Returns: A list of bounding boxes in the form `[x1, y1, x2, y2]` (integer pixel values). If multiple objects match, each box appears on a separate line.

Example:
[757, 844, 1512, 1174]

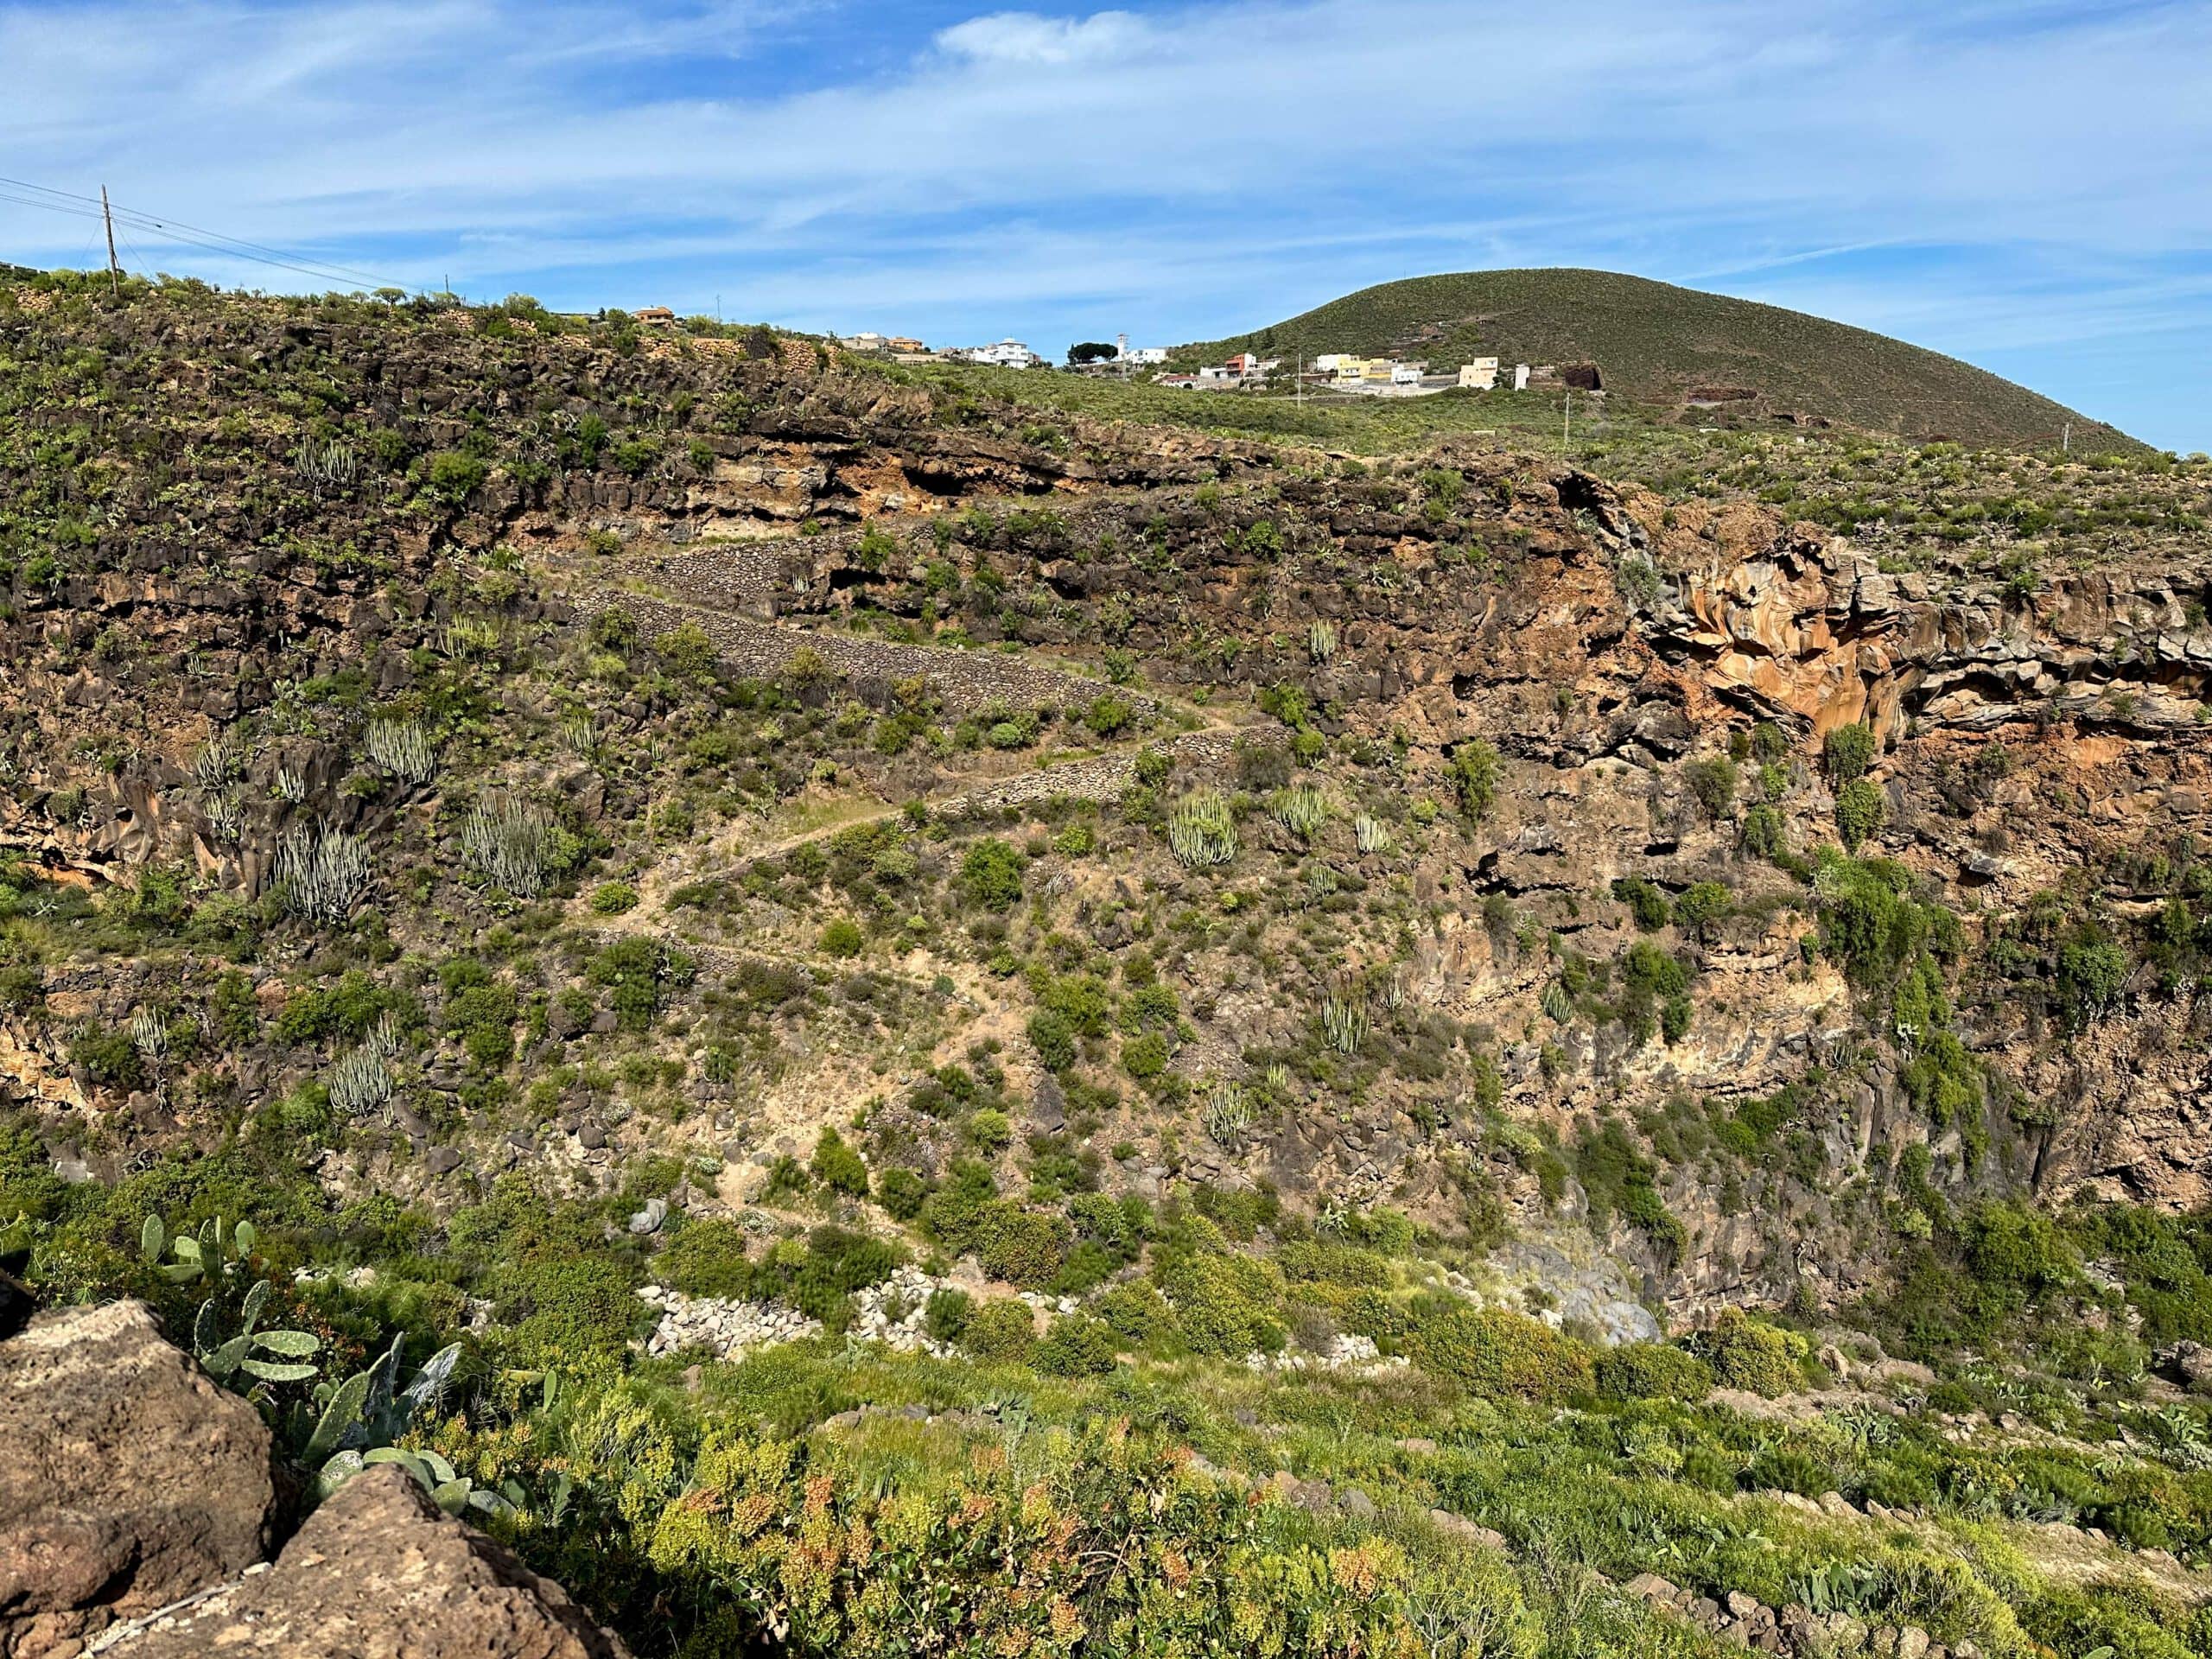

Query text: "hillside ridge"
[1184, 266, 2136, 451]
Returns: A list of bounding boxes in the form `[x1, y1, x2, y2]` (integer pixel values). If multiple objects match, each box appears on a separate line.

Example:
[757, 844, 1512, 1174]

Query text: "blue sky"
[3, 0, 2208, 449]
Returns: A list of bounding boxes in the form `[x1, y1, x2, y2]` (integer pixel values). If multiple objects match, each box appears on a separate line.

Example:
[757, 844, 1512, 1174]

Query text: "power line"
[1, 174, 405, 288]
[0, 174, 425, 294]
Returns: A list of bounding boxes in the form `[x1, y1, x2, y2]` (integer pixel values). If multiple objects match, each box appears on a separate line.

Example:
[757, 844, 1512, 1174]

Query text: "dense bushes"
[1682, 1308, 1807, 1395]
[1398, 1300, 1593, 1401]
[1595, 1341, 1714, 1402]
[643, 1423, 1541, 1658]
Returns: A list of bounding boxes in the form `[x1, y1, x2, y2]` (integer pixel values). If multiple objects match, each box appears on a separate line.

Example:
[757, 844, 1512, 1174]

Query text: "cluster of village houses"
[798, 325, 1581, 398]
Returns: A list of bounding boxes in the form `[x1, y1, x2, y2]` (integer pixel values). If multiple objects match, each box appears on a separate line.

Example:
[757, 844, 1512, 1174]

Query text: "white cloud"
[935, 9, 1147, 64]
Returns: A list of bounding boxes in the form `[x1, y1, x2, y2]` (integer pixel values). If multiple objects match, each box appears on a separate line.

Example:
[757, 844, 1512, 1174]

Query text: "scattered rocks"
[1244, 1332, 1411, 1375]
[636, 1285, 819, 1359]
[1618, 1571, 1951, 1658]
[850, 1266, 959, 1356]
[1, 1301, 274, 1658]
[626, 1198, 668, 1236]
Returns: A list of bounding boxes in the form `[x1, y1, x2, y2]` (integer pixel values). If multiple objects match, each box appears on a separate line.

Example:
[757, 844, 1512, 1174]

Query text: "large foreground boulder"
[99, 1465, 631, 1658]
[0, 1300, 275, 1659]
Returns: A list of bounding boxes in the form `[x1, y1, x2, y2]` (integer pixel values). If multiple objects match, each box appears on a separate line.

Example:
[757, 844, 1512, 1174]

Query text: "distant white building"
[1459, 357, 1500, 391]
[957, 339, 1044, 369]
[1122, 345, 1168, 365]
[1513, 363, 1531, 391]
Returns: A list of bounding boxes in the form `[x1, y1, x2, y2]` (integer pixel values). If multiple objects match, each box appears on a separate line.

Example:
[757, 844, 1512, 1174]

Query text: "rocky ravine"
[0, 1300, 626, 1659]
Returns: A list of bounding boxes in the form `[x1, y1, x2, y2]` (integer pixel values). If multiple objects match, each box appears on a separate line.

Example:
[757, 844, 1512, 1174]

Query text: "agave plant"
[1166, 791, 1237, 869]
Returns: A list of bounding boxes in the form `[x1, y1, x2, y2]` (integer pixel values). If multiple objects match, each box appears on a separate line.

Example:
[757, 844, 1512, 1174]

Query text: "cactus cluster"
[1271, 785, 1329, 842]
[1166, 791, 1238, 869]
[129, 1005, 170, 1072]
[191, 734, 242, 791]
[327, 1014, 402, 1117]
[364, 718, 436, 785]
[201, 791, 245, 843]
[292, 436, 360, 497]
[461, 795, 563, 898]
[141, 1216, 322, 1387]
[276, 822, 373, 925]
[1202, 1080, 1255, 1151]
[1306, 619, 1338, 664]
[1353, 814, 1391, 855]
[1320, 976, 1369, 1054]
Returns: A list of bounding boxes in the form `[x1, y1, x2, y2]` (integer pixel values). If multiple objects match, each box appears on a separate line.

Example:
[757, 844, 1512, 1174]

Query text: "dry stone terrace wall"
[958, 727, 1240, 812]
[590, 593, 1155, 720]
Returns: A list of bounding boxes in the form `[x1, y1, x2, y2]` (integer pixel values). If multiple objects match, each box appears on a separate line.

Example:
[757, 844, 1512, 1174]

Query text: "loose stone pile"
[1622, 1573, 1974, 1658]
[1244, 1333, 1412, 1374]
[849, 1265, 962, 1355]
[636, 1286, 820, 1359]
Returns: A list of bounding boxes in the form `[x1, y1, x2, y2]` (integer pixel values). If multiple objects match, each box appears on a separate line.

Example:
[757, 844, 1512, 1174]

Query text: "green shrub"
[978, 1206, 1071, 1288]
[426, 449, 488, 503]
[962, 1299, 1037, 1362]
[1594, 1341, 1714, 1402]
[1824, 721, 1876, 782]
[810, 1127, 869, 1197]
[1154, 1243, 1284, 1356]
[657, 1218, 755, 1298]
[1683, 1307, 1807, 1395]
[819, 917, 864, 958]
[1611, 876, 1671, 930]
[585, 881, 637, 915]
[875, 1166, 929, 1221]
[1401, 1300, 1593, 1401]
[960, 838, 1026, 910]
[1450, 739, 1500, 822]
[1033, 1312, 1120, 1376]
[1836, 778, 1885, 850]
[923, 1287, 974, 1344]
[1095, 1280, 1176, 1344]
[1683, 756, 1738, 818]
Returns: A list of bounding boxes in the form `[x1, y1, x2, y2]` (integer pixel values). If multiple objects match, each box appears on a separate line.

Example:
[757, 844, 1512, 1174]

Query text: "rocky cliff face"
[5, 283, 2212, 1326]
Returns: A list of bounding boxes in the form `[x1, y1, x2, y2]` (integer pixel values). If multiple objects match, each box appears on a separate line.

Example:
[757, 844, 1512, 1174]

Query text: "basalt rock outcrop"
[96, 1467, 630, 1659]
[0, 1302, 628, 1659]
[0, 1300, 275, 1659]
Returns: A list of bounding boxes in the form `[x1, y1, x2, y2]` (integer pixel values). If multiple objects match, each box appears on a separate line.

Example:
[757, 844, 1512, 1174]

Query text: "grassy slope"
[1182, 268, 2138, 452]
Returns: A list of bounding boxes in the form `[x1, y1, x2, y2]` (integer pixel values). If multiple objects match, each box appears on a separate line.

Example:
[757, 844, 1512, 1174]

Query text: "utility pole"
[100, 187, 120, 298]
[2063, 421, 2071, 455]
[1562, 389, 1572, 459]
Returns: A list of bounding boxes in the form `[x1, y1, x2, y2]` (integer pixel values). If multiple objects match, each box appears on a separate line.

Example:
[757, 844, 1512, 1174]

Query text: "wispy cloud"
[0, 0, 2206, 446]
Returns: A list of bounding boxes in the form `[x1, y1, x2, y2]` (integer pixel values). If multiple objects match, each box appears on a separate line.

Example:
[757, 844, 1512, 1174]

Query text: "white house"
[1122, 345, 1168, 365]
[958, 339, 1044, 369]
[1458, 357, 1500, 391]
[1513, 363, 1531, 391]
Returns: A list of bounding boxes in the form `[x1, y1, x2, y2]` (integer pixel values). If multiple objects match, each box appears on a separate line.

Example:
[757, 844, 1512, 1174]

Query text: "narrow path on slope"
[547, 534, 1253, 975]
